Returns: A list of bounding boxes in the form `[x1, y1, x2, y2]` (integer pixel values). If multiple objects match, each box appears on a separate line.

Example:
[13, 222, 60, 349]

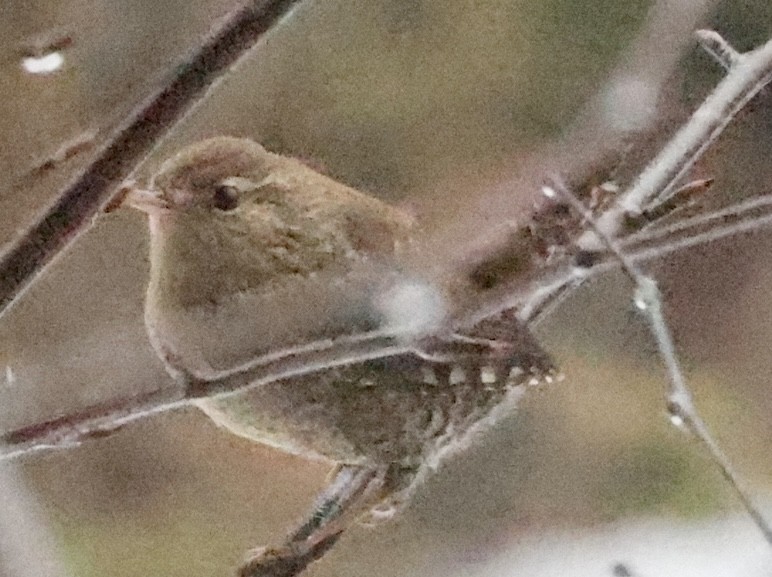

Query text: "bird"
[126, 136, 554, 577]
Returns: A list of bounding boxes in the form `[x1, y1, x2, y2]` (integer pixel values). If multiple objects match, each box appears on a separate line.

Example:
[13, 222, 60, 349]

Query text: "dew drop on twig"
[21, 51, 65, 74]
[19, 31, 72, 75]
[669, 412, 685, 428]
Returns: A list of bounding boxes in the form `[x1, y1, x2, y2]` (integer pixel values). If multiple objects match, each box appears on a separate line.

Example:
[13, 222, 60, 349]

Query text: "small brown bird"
[127, 136, 553, 577]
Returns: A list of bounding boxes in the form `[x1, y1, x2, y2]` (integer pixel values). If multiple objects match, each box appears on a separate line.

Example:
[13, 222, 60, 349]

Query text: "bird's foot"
[237, 532, 342, 577]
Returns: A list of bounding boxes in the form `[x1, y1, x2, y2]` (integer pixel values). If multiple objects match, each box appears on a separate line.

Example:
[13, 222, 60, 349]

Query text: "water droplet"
[669, 413, 685, 428]
[22, 51, 64, 74]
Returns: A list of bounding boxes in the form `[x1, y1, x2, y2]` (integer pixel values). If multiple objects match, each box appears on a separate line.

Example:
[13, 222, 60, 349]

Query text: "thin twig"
[577, 33, 772, 252]
[0, 0, 305, 321]
[505, 191, 772, 331]
[0, 329, 411, 461]
[552, 178, 772, 547]
[625, 194, 772, 257]
[696, 29, 742, 70]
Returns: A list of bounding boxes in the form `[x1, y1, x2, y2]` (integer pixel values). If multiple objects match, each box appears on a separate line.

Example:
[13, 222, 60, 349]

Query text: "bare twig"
[552, 178, 772, 547]
[624, 194, 772, 260]
[577, 33, 772, 252]
[696, 29, 742, 70]
[498, 190, 772, 333]
[0, 329, 411, 461]
[0, 0, 305, 320]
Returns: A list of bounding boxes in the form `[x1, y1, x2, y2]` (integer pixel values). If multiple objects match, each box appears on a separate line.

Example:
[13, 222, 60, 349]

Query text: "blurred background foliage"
[0, 0, 771, 576]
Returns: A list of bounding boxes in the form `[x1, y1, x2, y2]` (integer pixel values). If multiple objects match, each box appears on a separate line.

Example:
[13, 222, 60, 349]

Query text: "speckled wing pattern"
[204, 309, 555, 516]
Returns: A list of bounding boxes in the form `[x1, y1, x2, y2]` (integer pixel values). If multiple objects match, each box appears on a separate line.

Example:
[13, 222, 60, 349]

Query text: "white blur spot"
[508, 366, 524, 381]
[541, 185, 557, 199]
[421, 365, 439, 385]
[669, 413, 685, 428]
[480, 365, 497, 385]
[449, 365, 467, 385]
[634, 296, 648, 311]
[528, 376, 541, 386]
[377, 280, 447, 335]
[4, 365, 14, 388]
[599, 181, 620, 193]
[22, 52, 64, 74]
[602, 75, 658, 132]
[483, 515, 772, 577]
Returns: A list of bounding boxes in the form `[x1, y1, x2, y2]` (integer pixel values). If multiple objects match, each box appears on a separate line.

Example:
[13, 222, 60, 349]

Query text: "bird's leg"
[239, 465, 386, 577]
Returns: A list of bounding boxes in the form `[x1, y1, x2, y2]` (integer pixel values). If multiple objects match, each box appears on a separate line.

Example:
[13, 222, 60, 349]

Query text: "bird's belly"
[146, 271, 382, 376]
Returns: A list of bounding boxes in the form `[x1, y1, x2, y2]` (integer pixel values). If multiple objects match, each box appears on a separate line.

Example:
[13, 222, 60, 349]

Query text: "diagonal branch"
[551, 177, 772, 546]
[0, 330, 409, 461]
[577, 31, 772, 252]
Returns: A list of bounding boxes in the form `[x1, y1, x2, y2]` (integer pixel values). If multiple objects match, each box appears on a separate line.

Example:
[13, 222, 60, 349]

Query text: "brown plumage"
[129, 136, 553, 576]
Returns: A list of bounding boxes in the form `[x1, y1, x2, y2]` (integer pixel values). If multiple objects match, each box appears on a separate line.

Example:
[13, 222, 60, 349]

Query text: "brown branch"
[0, 0, 305, 321]
[0, 331, 410, 461]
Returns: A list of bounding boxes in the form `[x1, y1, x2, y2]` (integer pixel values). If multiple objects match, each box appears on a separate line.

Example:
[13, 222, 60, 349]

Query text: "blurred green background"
[1, 0, 772, 576]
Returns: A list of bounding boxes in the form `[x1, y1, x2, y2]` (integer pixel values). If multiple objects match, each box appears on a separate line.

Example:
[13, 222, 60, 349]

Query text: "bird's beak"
[120, 186, 170, 214]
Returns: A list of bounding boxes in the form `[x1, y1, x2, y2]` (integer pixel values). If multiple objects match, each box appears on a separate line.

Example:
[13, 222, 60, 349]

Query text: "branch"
[577, 31, 772, 252]
[0, 0, 305, 321]
[0, 330, 411, 461]
[476, 31, 772, 327]
[551, 178, 772, 546]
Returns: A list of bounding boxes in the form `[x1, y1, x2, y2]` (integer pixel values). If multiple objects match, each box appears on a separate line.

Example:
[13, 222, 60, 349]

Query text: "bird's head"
[125, 136, 280, 218]
[125, 137, 415, 311]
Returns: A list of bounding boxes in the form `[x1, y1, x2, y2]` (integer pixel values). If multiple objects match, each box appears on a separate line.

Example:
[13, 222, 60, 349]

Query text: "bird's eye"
[212, 184, 239, 211]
